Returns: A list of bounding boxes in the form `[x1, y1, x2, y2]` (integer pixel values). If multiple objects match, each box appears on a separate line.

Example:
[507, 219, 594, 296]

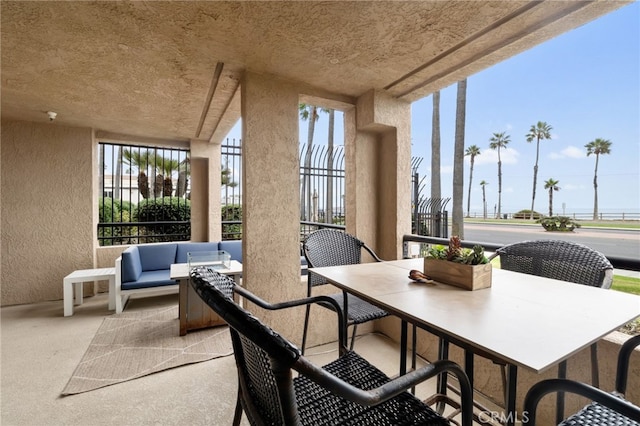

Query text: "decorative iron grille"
[97, 143, 190, 245]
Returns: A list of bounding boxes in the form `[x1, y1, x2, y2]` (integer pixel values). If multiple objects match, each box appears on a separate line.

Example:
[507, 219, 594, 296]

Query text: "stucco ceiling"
[1, 1, 627, 143]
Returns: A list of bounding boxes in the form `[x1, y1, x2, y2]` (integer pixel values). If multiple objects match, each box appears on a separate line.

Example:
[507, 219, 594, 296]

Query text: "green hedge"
[222, 204, 242, 240]
[98, 198, 135, 246]
[136, 197, 190, 242]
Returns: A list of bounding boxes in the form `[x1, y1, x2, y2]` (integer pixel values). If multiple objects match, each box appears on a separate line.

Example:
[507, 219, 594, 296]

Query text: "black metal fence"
[97, 143, 191, 245]
[99, 138, 450, 245]
[299, 144, 345, 224]
[411, 158, 449, 238]
[221, 138, 242, 240]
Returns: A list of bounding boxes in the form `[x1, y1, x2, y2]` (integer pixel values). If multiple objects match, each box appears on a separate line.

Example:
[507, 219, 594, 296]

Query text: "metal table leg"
[505, 364, 518, 426]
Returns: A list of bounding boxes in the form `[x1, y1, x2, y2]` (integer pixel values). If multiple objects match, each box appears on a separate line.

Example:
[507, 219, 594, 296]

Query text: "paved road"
[462, 223, 640, 259]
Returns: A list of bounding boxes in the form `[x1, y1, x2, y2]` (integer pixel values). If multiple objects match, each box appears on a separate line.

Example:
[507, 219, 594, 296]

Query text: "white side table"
[63, 267, 115, 316]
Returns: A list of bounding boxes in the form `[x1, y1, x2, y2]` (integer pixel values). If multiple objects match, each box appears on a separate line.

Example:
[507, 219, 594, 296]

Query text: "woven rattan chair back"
[496, 239, 613, 288]
[303, 229, 378, 288]
[301, 229, 386, 352]
[190, 267, 301, 425]
[190, 266, 473, 426]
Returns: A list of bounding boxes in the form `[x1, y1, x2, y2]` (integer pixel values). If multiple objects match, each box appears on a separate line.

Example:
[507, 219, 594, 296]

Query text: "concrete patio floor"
[1, 291, 482, 426]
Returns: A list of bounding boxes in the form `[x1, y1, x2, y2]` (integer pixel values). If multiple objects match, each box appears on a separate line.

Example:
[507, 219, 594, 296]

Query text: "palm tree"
[299, 104, 317, 220]
[122, 148, 155, 199]
[176, 156, 190, 198]
[114, 146, 122, 201]
[465, 144, 481, 217]
[99, 144, 105, 197]
[585, 138, 612, 220]
[544, 178, 560, 216]
[326, 109, 335, 224]
[298, 104, 330, 220]
[150, 151, 165, 198]
[489, 132, 510, 219]
[221, 165, 237, 187]
[452, 79, 467, 238]
[160, 158, 180, 197]
[430, 91, 441, 202]
[479, 180, 489, 219]
[526, 121, 553, 219]
[430, 91, 442, 236]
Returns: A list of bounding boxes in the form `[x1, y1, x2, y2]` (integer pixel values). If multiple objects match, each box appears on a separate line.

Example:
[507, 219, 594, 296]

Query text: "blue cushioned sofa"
[112, 241, 306, 313]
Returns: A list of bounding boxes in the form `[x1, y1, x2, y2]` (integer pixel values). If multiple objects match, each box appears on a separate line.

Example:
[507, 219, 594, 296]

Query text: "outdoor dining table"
[310, 257, 640, 426]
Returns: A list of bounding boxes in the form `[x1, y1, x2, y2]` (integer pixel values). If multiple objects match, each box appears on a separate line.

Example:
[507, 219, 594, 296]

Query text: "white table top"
[64, 267, 116, 281]
[311, 258, 640, 373]
[170, 260, 243, 280]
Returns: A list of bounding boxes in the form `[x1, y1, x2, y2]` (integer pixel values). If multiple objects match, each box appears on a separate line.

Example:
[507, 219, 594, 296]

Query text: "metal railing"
[466, 212, 640, 221]
[402, 234, 640, 272]
[98, 221, 190, 244]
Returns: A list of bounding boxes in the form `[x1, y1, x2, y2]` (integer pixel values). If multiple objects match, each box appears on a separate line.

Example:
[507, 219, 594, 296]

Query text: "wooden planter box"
[423, 259, 492, 291]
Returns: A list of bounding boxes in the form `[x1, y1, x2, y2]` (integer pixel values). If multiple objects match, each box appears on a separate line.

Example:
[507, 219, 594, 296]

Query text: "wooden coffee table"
[170, 261, 242, 335]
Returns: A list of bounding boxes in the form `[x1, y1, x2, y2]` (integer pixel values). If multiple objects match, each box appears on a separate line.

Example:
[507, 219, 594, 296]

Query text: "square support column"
[345, 90, 411, 260]
[190, 139, 219, 242]
[241, 72, 302, 331]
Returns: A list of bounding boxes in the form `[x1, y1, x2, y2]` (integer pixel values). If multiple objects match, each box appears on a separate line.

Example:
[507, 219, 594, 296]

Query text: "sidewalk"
[615, 268, 640, 279]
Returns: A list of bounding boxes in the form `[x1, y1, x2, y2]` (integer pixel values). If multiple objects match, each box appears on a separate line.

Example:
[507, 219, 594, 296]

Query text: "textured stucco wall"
[347, 90, 411, 260]
[191, 139, 219, 242]
[1, 120, 95, 306]
[241, 72, 305, 339]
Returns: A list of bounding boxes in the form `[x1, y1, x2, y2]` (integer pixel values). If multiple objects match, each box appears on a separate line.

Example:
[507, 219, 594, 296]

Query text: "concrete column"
[241, 72, 302, 332]
[345, 90, 411, 260]
[190, 139, 220, 242]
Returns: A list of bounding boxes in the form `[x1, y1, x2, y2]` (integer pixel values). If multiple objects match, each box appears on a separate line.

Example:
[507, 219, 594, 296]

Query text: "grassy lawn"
[609, 275, 639, 335]
[612, 274, 640, 295]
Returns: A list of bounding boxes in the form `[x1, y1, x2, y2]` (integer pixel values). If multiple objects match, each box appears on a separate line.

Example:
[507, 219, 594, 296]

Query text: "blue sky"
[226, 3, 639, 216]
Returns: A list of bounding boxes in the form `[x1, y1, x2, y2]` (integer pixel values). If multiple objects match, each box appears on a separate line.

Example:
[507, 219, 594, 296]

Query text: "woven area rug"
[62, 306, 233, 395]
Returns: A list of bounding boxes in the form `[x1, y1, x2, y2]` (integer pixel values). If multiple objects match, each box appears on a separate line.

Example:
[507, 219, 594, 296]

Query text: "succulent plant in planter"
[419, 236, 493, 291]
[425, 236, 490, 265]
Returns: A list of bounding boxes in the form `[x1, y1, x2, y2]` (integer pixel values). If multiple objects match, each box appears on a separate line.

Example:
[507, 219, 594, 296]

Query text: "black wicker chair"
[190, 266, 474, 426]
[301, 229, 389, 353]
[523, 334, 640, 425]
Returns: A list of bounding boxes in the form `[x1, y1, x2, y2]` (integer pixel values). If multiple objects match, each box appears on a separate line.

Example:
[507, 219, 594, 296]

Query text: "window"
[98, 143, 190, 245]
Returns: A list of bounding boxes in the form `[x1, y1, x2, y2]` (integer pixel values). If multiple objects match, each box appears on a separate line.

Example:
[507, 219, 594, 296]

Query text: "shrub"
[98, 197, 136, 246]
[222, 204, 242, 240]
[512, 209, 543, 220]
[537, 216, 581, 232]
[136, 197, 190, 242]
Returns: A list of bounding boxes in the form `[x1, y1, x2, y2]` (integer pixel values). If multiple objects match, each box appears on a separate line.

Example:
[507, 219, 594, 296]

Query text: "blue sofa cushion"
[139, 243, 178, 271]
[121, 246, 142, 283]
[219, 240, 242, 263]
[175, 242, 221, 264]
[122, 270, 177, 290]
